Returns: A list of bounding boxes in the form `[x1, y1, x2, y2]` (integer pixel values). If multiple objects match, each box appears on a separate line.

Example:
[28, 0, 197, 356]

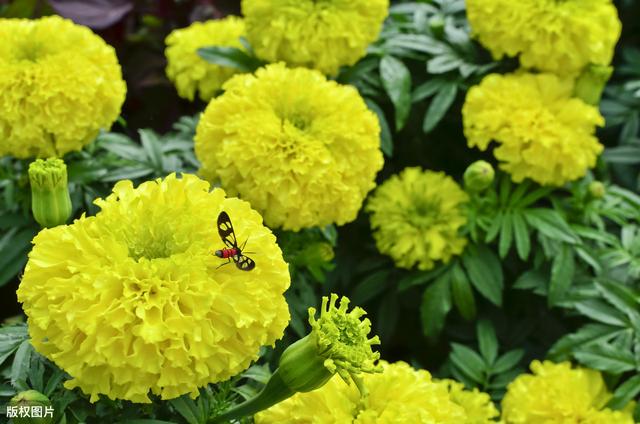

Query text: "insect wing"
[217, 211, 238, 249]
[235, 255, 255, 271]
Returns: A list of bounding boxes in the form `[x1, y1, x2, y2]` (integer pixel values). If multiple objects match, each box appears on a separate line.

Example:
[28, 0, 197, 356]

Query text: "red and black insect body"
[214, 211, 256, 271]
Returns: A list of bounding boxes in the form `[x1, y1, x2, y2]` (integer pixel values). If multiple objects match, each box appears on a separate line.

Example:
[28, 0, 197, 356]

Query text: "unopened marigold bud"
[210, 294, 381, 423]
[10, 390, 53, 424]
[589, 181, 606, 199]
[464, 160, 495, 192]
[574, 64, 613, 106]
[29, 158, 72, 228]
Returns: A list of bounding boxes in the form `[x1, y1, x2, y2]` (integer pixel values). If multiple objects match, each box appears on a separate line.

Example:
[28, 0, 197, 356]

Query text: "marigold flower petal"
[242, 0, 389, 75]
[366, 168, 469, 270]
[195, 63, 383, 230]
[463, 73, 604, 186]
[165, 17, 246, 101]
[17, 173, 291, 403]
[0, 16, 126, 158]
[466, 0, 621, 75]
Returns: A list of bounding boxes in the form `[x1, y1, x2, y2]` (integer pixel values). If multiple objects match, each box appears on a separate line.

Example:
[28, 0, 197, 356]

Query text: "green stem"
[209, 369, 294, 423]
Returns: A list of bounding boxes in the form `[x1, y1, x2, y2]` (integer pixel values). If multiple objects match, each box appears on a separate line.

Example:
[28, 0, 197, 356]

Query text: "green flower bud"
[429, 16, 445, 38]
[210, 294, 381, 423]
[589, 181, 606, 199]
[574, 64, 613, 105]
[9, 390, 53, 424]
[28, 158, 72, 228]
[464, 160, 495, 192]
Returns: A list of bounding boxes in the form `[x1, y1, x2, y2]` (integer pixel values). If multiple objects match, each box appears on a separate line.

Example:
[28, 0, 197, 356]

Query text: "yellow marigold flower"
[463, 73, 604, 186]
[255, 361, 474, 423]
[165, 17, 245, 101]
[195, 63, 383, 231]
[466, 0, 621, 75]
[0, 16, 126, 158]
[17, 173, 290, 403]
[366, 167, 468, 271]
[241, 0, 389, 75]
[435, 379, 499, 423]
[502, 360, 635, 424]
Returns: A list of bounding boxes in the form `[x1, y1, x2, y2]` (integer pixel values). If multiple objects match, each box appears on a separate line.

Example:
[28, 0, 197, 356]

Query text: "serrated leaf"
[423, 83, 457, 133]
[525, 208, 578, 244]
[450, 343, 485, 383]
[548, 323, 624, 360]
[477, 320, 498, 365]
[451, 264, 476, 320]
[351, 270, 390, 305]
[549, 243, 575, 305]
[11, 340, 32, 391]
[607, 375, 640, 411]
[573, 344, 636, 374]
[498, 212, 513, 258]
[492, 349, 524, 374]
[420, 273, 452, 340]
[574, 299, 629, 327]
[380, 55, 412, 130]
[511, 211, 531, 260]
[198, 46, 262, 72]
[461, 244, 503, 306]
[364, 98, 393, 156]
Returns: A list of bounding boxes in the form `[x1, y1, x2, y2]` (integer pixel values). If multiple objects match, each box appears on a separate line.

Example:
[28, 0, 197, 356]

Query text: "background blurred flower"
[501, 360, 635, 423]
[195, 63, 383, 231]
[17, 173, 291, 403]
[466, 0, 621, 75]
[241, 0, 389, 75]
[165, 17, 245, 101]
[463, 72, 604, 186]
[0, 16, 126, 158]
[366, 167, 468, 270]
[255, 361, 495, 423]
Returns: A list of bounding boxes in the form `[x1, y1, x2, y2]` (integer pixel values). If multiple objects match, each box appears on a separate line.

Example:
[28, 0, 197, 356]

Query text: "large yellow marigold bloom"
[195, 63, 383, 231]
[165, 17, 245, 101]
[17, 173, 291, 403]
[466, 0, 621, 75]
[0, 16, 126, 158]
[463, 73, 604, 186]
[241, 0, 389, 75]
[366, 168, 468, 271]
[255, 361, 496, 423]
[502, 360, 635, 424]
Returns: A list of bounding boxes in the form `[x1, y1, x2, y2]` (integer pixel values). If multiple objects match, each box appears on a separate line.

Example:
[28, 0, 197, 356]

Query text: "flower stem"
[209, 370, 294, 423]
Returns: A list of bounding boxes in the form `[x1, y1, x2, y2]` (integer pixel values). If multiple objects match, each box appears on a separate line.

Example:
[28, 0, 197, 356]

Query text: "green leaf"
[398, 266, 449, 292]
[595, 280, 640, 332]
[197, 46, 262, 72]
[11, 340, 32, 391]
[169, 396, 203, 424]
[573, 344, 636, 374]
[411, 78, 446, 103]
[524, 208, 578, 244]
[513, 269, 547, 293]
[498, 212, 513, 258]
[427, 54, 464, 74]
[511, 211, 531, 260]
[492, 349, 524, 374]
[450, 343, 485, 384]
[116, 421, 178, 424]
[0, 325, 29, 367]
[484, 212, 503, 243]
[351, 270, 390, 305]
[548, 243, 575, 305]
[451, 264, 476, 320]
[423, 83, 457, 133]
[477, 320, 498, 365]
[603, 145, 640, 164]
[548, 324, 623, 360]
[462, 244, 503, 306]
[380, 55, 412, 130]
[364, 98, 393, 157]
[377, 292, 399, 343]
[607, 375, 640, 410]
[420, 272, 452, 340]
[574, 300, 629, 327]
[139, 129, 165, 171]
